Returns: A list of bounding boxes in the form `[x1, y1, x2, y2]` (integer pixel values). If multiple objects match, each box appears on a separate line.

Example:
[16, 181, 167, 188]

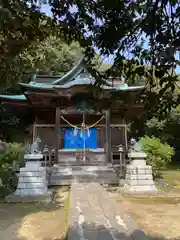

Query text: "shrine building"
[0, 58, 144, 167]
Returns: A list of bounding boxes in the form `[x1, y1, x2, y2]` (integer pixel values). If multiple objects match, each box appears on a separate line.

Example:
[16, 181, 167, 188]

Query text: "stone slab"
[25, 161, 42, 168]
[50, 178, 119, 185]
[126, 165, 152, 170]
[17, 182, 46, 189]
[19, 171, 46, 177]
[128, 152, 147, 159]
[126, 175, 153, 181]
[5, 190, 54, 203]
[67, 182, 148, 240]
[24, 153, 43, 160]
[124, 185, 157, 192]
[20, 167, 46, 172]
[18, 176, 46, 183]
[15, 187, 48, 196]
[131, 159, 146, 166]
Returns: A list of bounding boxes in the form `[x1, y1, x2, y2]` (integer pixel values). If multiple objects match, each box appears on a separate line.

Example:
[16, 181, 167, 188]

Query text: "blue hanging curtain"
[64, 128, 97, 149]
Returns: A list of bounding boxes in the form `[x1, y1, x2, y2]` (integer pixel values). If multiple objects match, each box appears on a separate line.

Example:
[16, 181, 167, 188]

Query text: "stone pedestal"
[6, 152, 53, 203]
[14, 154, 49, 196]
[124, 151, 157, 193]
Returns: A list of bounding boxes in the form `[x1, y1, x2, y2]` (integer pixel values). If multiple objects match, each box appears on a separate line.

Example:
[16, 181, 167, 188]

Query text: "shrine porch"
[42, 148, 126, 167]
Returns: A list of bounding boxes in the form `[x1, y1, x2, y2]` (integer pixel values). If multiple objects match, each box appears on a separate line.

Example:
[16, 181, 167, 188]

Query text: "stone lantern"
[124, 139, 157, 193]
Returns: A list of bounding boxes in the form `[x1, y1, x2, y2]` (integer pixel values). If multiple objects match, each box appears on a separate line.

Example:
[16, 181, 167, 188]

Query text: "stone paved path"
[67, 182, 148, 240]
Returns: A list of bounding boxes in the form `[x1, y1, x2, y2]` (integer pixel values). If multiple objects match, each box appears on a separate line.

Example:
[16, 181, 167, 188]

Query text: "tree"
[0, 0, 56, 87]
[35, 39, 82, 75]
[11, 37, 82, 81]
[0, 36, 82, 90]
[0, 37, 83, 142]
[1, 0, 180, 114]
[46, 0, 180, 114]
[129, 103, 180, 164]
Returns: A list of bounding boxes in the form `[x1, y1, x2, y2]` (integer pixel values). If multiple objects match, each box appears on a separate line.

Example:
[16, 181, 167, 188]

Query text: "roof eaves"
[0, 94, 27, 101]
[20, 82, 54, 90]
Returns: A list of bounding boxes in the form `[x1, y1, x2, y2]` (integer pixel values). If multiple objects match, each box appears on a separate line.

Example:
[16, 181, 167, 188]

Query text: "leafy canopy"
[47, 0, 180, 114]
[0, 0, 180, 114]
[0, 0, 55, 87]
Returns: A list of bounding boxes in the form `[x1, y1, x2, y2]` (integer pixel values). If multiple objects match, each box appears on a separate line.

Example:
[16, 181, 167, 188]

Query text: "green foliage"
[130, 104, 180, 165]
[0, 36, 82, 89]
[147, 106, 180, 163]
[0, 142, 25, 168]
[0, 106, 19, 136]
[0, 0, 180, 113]
[146, 105, 180, 141]
[140, 136, 174, 170]
[18, 37, 82, 77]
[0, 105, 33, 142]
[0, 186, 12, 198]
[0, 142, 24, 197]
[0, 0, 55, 88]
[47, 0, 180, 114]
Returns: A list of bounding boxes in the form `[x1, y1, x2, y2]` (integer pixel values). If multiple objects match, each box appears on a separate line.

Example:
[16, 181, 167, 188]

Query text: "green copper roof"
[21, 82, 54, 89]
[52, 57, 85, 85]
[0, 95, 27, 100]
[20, 78, 144, 91]
[20, 57, 142, 90]
[0, 58, 145, 102]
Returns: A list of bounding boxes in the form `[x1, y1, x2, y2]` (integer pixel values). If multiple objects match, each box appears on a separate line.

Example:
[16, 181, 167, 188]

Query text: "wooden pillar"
[55, 107, 61, 163]
[122, 118, 128, 151]
[105, 110, 111, 163]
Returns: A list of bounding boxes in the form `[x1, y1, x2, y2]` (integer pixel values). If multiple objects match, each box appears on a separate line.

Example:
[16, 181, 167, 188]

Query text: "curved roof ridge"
[35, 75, 61, 78]
[52, 56, 85, 85]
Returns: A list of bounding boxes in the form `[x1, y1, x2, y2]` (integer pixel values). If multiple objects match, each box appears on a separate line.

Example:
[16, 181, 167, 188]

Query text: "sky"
[41, 4, 180, 73]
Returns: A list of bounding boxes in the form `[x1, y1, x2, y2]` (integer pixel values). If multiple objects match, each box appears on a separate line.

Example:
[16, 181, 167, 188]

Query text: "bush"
[0, 186, 12, 198]
[0, 142, 25, 168]
[0, 142, 25, 195]
[140, 136, 174, 170]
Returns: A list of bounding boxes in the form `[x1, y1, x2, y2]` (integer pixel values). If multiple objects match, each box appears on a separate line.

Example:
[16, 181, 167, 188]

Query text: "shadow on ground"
[0, 186, 69, 240]
[66, 222, 180, 240]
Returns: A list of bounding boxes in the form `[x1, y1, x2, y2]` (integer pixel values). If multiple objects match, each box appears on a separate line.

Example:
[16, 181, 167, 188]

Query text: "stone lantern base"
[6, 153, 53, 203]
[124, 151, 157, 193]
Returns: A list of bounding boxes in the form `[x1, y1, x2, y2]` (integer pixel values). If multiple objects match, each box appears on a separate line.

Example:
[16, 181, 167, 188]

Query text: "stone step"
[50, 177, 118, 185]
[50, 172, 118, 185]
[51, 165, 115, 173]
[49, 164, 118, 185]
[57, 162, 106, 166]
[51, 172, 116, 177]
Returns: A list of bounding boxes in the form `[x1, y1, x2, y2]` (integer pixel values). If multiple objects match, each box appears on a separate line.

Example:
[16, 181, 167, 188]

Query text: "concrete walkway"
[67, 182, 148, 240]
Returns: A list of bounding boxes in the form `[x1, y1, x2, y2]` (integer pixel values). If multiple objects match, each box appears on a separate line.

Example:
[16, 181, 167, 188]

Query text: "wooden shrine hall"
[0, 58, 145, 166]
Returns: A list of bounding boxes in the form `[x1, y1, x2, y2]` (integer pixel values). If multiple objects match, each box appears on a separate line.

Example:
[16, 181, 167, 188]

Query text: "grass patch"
[161, 170, 180, 185]
[0, 186, 70, 240]
[116, 194, 180, 240]
[114, 169, 180, 239]
[155, 169, 180, 195]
